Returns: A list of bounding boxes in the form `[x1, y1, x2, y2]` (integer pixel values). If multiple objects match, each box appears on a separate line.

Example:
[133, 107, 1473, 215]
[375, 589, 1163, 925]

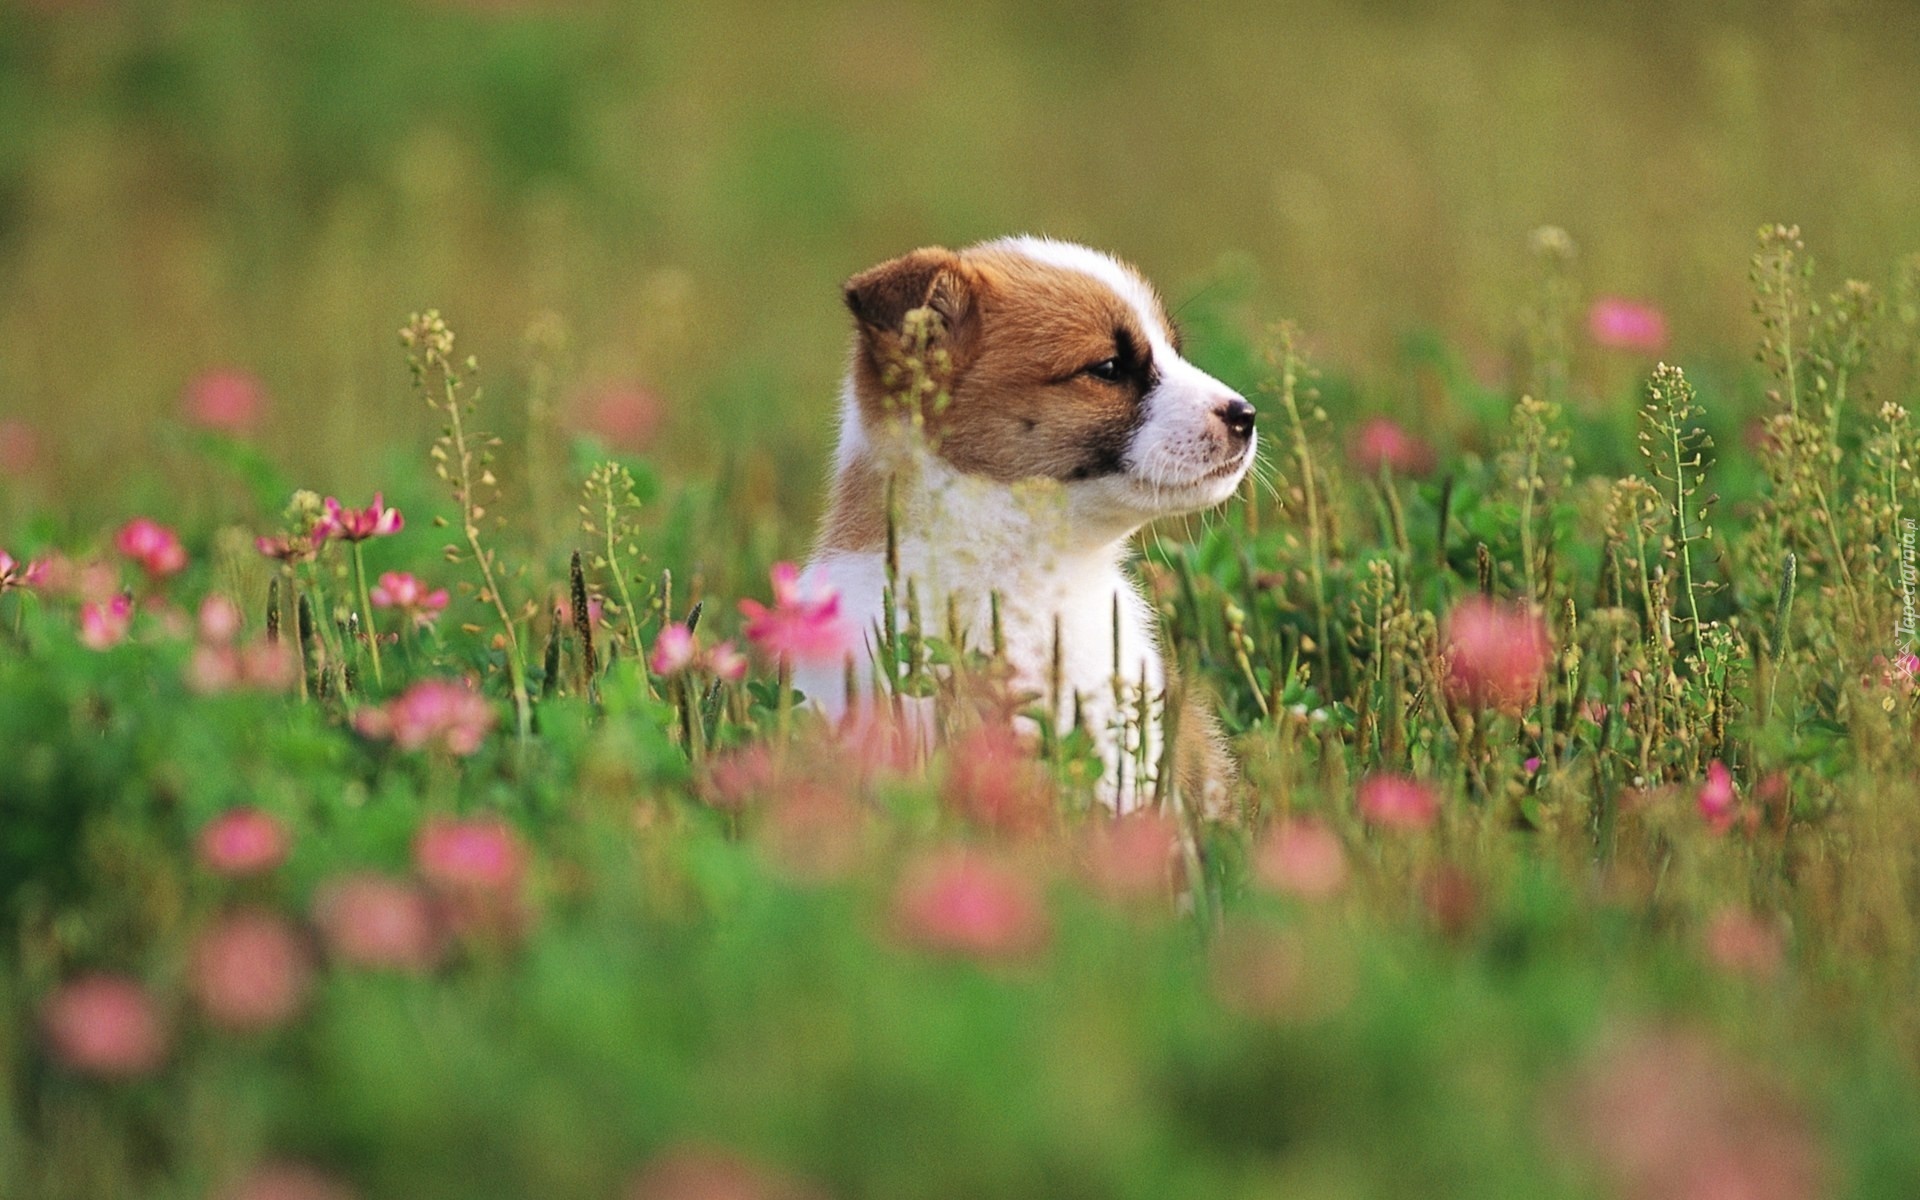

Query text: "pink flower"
[39, 975, 168, 1077]
[1704, 908, 1785, 980]
[1698, 761, 1738, 833]
[1081, 812, 1180, 904]
[79, 594, 133, 650]
[223, 1162, 361, 1200]
[0, 549, 49, 592]
[1588, 297, 1669, 353]
[190, 911, 313, 1032]
[1350, 416, 1436, 477]
[624, 1144, 821, 1200]
[739, 563, 854, 665]
[893, 849, 1049, 962]
[197, 595, 244, 643]
[0, 418, 41, 476]
[1442, 597, 1552, 709]
[413, 816, 527, 895]
[650, 625, 697, 675]
[254, 534, 318, 565]
[198, 807, 290, 876]
[579, 382, 664, 454]
[115, 517, 187, 579]
[1254, 819, 1348, 899]
[183, 368, 268, 435]
[1356, 773, 1439, 831]
[941, 725, 1049, 835]
[314, 494, 403, 544]
[354, 679, 496, 755]
[705, 640, 748, 682]
[311, 874, 442, 972]
[369, 571, 448, 627]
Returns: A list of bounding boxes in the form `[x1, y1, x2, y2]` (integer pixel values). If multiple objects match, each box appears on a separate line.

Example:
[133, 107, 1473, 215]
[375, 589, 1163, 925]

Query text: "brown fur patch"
[842, 243, 1177, 485]
[817, 450, 888, 553]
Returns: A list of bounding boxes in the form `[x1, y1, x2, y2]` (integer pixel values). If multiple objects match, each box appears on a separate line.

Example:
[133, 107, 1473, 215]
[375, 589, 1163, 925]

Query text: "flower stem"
[352, 541, 384, 689]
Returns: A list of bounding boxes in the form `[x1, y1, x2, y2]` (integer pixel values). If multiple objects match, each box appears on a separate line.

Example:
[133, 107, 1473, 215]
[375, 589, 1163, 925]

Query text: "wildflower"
[893, 849, 1049, 962]
[224, 1162, 361, 1200]
[314, 493, 403, 543]
[369, 571, 449, 627]
[738, 562, 854, 664]
[0, 418, 40, 475]
[0, 549, 49, 591]
[354, 679, 496, 756]
[1081, 812, 1180, 905]
[553, 592, 605, 628]
[414, 816, 527, 895]
[1698, 761, 1739, 833]
[115, 517, 187, 578]
[183, 368, 268, 435]
[1587, 297, 1669, 353]
[198, 807, 290, 877]
[1349, 416, 1436, 477]
[311, 873, 442, 972]
[1704, 908, 1786, 980]
[702, 744, 779, 813]
[579, 381, 664, 454]
[625, 1144, 822, 1200]
[79, 594, 133, 650]
[1442, 596, 1551, 709]
[650, 625, 698, 676]
[941, 724, 1049, 835]
[1356, 772, 1439, 831]
[198, 595, 244, 642]
[190, 911, 312, 1033]
[705, 640, 748, 682]
[39, 975, 168, 1078]
[254, 534, 318, 565]
[1253, 819, 1348, 901]
[190, 641, 298, 694]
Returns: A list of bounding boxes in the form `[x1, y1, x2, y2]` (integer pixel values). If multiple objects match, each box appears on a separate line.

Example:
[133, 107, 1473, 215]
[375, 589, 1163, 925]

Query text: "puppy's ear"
[843, 247, 978, 361]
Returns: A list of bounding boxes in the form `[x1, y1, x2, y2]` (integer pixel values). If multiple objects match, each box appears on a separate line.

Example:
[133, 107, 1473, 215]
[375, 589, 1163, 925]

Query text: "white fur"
[798, 238, 1254, 810]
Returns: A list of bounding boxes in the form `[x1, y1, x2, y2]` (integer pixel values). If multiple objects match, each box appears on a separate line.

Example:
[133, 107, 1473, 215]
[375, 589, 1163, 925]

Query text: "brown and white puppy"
[794, 237, 1256, 811]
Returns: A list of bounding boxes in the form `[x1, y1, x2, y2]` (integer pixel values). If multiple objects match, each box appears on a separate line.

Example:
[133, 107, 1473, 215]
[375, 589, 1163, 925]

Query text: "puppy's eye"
[1082, 357, 1123, 382]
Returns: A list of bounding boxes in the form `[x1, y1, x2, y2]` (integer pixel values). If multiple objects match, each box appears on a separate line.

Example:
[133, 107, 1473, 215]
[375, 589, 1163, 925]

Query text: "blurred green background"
[3, 0, 1918, 538]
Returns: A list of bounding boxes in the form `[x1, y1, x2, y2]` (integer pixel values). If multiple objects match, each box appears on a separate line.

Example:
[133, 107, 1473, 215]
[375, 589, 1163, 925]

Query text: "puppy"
[794, 237, 1256, 812]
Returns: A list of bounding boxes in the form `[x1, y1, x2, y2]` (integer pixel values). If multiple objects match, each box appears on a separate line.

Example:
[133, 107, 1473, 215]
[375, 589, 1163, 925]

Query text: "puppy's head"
[842, 237, 1256, 523]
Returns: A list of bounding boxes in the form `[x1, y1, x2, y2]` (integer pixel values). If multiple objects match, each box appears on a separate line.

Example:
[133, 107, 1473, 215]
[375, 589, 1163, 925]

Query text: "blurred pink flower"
[115, 517, 187, 579]
[189, 641, 298, 694]
[1698, 761, 1738, 833]
[1443, 597, 1551, 709]
[1356, 773, 1439, 831]
[1422, 865, 1480, 937]
[183, 368, 268, 435]
[311, 873, 442, 972]
[757, 783, 867, 883]
[255, 534, 319, 565]
[1081, 812, 1180, 905]
[190, 910, 313, 1033]
[369, 571, 448, 627]
[552, 592, 605, 628]
[198, 595, 244, 642]
[314, 494, 403, 544]
[893, 849, 1049, 962]
[625, 1144, 821, 1200]
[79, 594, 133, 650]
[739, 563, 854, 665]
[223, 1162, 361, 1200]
[198, 807, 290, 877]
[1254, 818, 1348, 900]
[1704, 908, 1786, 980]
[0, 418, 42, 476]
[414, 816, 527, 895]
[705, 640, 748, 683]
[1350, 416, 1436, 477]
[702, 744, 779, 813]
[0, 549, 49, 592]
[580, 382, 664, 454]
[650, 625, 698, 676]
[942, 725, 1049, 835]
[1588, 297, 1669, 353]
[39, 974, 168, 1078]
[354, 679, 496, 755]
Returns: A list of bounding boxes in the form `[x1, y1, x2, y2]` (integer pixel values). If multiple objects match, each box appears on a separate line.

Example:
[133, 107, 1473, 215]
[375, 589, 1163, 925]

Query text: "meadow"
[4, 4, 1920, 1199]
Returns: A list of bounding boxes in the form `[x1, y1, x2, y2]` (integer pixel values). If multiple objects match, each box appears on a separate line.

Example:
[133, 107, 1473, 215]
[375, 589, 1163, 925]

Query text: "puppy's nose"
[1216, 396, 1256, 442]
